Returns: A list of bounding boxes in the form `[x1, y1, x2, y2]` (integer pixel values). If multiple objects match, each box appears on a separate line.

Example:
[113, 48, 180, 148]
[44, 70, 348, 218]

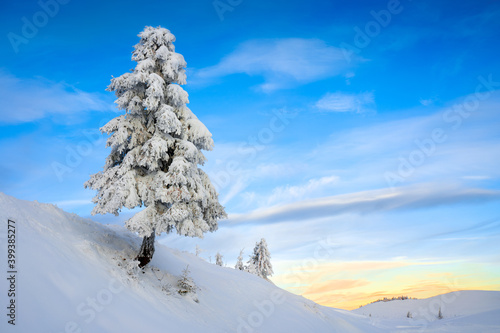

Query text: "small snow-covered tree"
[245, 261, 256, 275]
[195, 244, 202, 257]
[437, 307, 443, 319]
[248, 238, 273, 279]
[84, 26, 226, 267]
[235, 249, 245, 270]
[177, 265, 196, 295]
[215, 252, 224, 266]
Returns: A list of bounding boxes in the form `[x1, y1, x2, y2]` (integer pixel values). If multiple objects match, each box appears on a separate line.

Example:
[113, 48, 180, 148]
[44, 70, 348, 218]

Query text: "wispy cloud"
[266, 175, 339, 205]
[203, 91, 500, 215]
[273, 259, 490, 309]
[462, 175, 491, 180]
[194, 38, 360, 91]
[450, 7, 500, 38]
[228, 174, 341, 208]
[228, 184, 500, 224]
[54, 199, 93, 209]
[0, 72, 114, 123]
[316, 91, 375, 113]
[419, 97, 437, 106]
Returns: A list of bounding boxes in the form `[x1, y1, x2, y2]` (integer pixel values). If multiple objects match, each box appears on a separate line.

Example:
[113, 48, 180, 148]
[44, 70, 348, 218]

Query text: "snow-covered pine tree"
[248, 238, 274, 280]
[195, 244, 202, 257]
[437, 307, 443, 319]
[235, 249, 244, 270]
[245, 261, 256, 275]
[177, 265, 196, 295]
[84, 26, 226, 267]
[215, 252, 224, 266]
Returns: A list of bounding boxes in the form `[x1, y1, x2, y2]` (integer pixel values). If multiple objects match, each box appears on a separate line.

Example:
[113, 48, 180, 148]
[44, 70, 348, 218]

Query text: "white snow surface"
[1, 192, 498, 332]
[0, 193, 378, 333]
[353, 290, 500, 332]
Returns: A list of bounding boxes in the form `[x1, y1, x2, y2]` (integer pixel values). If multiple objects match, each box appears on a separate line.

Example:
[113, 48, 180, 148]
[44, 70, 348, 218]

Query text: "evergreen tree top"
[85, 26, 226, 239]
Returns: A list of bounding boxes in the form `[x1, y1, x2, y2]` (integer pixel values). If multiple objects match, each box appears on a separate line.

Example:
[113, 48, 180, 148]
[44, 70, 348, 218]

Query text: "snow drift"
[1, 192, 498, 332]
[0, 193, 378, 333]
[353, 290, 500, 332]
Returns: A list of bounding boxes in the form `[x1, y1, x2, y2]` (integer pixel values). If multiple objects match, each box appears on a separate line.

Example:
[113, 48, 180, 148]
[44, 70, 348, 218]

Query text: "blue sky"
[1, 0, 500, 308]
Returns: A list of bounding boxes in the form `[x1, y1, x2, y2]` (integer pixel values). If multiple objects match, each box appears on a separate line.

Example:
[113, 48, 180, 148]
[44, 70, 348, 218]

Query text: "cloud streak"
[195, 38, 360, 91]
[266, 175, 339, 205]
[228, 184, 500, 224]
[316, 91, 375, 113]
[202, 91, 500, 216]
[0, 72, 114, 123]
[273, 259, 496, 309]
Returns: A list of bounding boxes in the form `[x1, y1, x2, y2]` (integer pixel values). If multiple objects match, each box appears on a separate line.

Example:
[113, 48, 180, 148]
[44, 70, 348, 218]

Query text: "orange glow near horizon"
[272, 260, 500, 310]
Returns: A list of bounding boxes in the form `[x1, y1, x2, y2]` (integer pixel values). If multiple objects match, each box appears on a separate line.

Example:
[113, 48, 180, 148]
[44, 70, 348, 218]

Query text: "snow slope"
[353, 290, 500, 332]
[0, 193, 379, 333]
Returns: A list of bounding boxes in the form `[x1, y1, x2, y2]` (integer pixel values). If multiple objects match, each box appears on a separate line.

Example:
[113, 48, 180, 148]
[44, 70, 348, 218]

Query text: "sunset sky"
[1, 0, 500, 309]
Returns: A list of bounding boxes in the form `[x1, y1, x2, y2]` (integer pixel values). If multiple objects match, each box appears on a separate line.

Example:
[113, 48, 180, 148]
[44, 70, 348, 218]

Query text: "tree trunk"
[135, 230, 155, 268]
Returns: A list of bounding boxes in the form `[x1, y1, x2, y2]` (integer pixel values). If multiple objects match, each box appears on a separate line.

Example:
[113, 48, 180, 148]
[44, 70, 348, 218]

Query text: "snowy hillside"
[353, 290, 500, 332]
[0, 193, 378, 333]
